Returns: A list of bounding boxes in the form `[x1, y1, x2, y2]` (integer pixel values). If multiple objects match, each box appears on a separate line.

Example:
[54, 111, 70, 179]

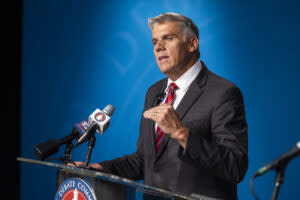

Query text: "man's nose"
[155, 40, 165, 52]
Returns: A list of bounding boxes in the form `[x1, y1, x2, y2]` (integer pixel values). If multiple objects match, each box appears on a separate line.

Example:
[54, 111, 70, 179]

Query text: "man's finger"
[144, 108, 166, 122]
[143, 109, 156, 119]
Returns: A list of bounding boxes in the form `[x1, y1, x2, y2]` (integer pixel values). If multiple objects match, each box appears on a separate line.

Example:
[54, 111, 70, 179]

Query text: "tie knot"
[169, 82, 178, 91]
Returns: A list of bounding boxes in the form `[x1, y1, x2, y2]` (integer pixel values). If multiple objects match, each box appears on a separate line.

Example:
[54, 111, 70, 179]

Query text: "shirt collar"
[165, 60, 202, 92]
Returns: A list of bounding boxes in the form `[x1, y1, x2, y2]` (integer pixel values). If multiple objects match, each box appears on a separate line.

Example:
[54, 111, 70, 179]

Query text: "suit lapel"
[176, 62, 208, 119]
[155, 61, 209, 161]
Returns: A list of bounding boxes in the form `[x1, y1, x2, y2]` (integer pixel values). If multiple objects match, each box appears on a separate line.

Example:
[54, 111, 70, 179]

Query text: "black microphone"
[34, 120, 88, 161]
[154, 92, 166, 106]
[74, 104, 115, 148]
[254, 141, 300, 177]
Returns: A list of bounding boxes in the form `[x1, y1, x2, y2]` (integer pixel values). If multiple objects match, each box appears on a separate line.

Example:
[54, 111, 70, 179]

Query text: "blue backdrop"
[21, 0, 300, 199]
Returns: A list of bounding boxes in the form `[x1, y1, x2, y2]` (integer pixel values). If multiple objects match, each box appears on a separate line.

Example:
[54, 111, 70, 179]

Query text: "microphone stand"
[272, 162, 288, 200]
[63, 142, 73, 164]
[84, 135, 96, 169]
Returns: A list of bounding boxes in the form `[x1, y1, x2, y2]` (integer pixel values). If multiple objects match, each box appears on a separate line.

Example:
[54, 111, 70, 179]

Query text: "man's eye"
[153, 41, 157, 45]
[166, 37, 173, 40]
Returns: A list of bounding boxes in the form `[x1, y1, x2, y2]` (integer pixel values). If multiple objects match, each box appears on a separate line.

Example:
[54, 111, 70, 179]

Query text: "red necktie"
[155, 82, 178, 154]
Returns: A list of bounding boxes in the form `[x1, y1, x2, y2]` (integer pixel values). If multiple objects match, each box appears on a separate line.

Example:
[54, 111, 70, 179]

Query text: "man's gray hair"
[148, 12, 200, 58]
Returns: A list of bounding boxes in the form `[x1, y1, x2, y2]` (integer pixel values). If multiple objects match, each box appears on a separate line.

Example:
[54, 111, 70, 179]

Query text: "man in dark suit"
[75, 13, 248, 200]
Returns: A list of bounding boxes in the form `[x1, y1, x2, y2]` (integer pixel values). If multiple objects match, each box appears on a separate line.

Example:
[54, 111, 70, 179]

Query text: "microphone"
[34, 120, 88, 161]
[74, 104, 115, 147]
[154, 92, 166, 106]
[254, 141, 300, 177]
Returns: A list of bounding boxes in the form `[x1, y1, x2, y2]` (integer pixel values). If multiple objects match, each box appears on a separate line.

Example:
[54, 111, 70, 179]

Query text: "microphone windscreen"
[103, 104, 115, 116]
[34, 139, 60, 161]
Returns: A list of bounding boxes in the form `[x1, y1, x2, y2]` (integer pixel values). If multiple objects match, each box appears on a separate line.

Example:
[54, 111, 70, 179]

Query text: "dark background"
[3, 0, 21, 200]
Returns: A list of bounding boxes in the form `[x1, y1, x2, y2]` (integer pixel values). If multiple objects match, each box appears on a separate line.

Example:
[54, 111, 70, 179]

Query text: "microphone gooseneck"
[34, 120, 88, 161]
[250, 141, 300, 200]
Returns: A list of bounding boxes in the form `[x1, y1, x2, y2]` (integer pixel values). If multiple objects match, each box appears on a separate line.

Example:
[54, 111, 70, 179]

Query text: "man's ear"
[187, 36, 199, 53]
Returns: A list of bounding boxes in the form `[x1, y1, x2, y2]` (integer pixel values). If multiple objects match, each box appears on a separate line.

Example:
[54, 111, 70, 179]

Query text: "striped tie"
[155, 82, 178, 154]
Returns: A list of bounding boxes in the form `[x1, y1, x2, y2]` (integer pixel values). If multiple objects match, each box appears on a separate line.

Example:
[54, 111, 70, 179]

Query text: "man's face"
[151, 21, 192, 79]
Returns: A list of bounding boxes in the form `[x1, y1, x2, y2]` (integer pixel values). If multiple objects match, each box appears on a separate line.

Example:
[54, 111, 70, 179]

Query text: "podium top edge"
[18, 157, 214, 200]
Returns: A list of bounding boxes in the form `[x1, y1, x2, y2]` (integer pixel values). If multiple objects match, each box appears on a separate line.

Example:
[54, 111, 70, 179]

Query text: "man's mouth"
[158, 56, 169, 61]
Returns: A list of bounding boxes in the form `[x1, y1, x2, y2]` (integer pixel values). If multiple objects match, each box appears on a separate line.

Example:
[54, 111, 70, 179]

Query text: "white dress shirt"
[164, 60, 202, 108]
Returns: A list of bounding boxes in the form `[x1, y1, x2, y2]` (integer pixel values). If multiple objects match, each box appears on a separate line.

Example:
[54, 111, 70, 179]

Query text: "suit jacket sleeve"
[98, 90, 150, 180]
[178, 86, 248, 183]
[99, 134, 144, 180]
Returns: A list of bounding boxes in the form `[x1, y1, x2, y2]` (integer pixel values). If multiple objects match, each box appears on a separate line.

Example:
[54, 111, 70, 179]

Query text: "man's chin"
[158, 66, 171, 75]
[158, 63, 172, 71]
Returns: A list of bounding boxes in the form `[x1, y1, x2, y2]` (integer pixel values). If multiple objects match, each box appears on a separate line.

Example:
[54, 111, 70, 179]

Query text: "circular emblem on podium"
[54, 178, 97, 200]
[94, 112, 106, 122]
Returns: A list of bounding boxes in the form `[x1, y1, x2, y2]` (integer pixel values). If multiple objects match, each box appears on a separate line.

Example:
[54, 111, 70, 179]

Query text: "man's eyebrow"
[163, 33, 177, 37]
[152, 33, 178, 41]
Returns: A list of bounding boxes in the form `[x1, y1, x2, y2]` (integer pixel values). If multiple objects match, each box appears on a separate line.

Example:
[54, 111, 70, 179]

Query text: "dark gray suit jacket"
[100, 61, 248, 200]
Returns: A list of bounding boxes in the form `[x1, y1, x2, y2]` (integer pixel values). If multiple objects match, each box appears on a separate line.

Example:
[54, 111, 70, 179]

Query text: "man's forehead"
[151, 21, 182, 38]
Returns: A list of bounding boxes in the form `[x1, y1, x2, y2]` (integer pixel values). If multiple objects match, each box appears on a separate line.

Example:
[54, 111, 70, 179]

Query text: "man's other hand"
[67, 161, 103, 170]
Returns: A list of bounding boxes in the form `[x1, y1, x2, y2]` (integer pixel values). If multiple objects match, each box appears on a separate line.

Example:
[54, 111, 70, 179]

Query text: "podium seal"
[54, 178, 97, 200]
